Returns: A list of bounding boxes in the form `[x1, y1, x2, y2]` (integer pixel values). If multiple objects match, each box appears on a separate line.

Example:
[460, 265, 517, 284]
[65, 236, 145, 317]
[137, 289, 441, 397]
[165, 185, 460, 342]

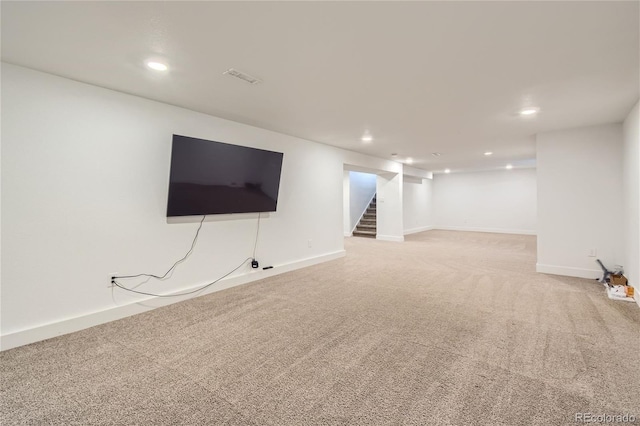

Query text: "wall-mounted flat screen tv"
[167, 135, 284, 217]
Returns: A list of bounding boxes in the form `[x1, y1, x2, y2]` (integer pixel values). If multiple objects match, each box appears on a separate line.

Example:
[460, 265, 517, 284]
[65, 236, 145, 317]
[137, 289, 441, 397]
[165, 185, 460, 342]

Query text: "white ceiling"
[2, 1, 638, 172]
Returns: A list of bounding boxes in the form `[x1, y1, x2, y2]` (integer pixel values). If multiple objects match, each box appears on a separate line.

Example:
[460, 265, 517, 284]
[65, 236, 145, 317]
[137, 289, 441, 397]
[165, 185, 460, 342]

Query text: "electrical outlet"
[308, 239, 312, 248]
[588, 248, 597, 257]
[108, 272, 119, 287]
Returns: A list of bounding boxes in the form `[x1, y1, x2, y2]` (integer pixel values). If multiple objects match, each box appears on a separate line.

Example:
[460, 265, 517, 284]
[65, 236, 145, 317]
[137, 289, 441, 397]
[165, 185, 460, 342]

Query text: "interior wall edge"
[403, 226, 435, 235]
[536, 263, 601, 280]
[435, 226, 536, 236]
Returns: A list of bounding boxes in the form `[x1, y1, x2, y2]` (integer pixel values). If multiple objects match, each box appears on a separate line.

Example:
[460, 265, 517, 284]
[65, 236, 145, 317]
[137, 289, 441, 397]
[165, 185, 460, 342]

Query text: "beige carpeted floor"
[1, 231, 639, 425]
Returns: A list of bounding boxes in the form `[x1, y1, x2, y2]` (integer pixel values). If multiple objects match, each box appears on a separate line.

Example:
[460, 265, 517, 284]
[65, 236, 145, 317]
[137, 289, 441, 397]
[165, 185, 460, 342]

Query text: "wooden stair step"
[353, 230, 376, 238]
[357, 224, 376, 230]
[352, 194, 377, 239]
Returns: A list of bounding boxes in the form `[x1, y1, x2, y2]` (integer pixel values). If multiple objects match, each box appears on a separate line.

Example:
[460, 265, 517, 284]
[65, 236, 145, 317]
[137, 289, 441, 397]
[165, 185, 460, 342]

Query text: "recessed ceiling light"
[391, 153, 398, 157]
[506, 164, 513, 170]
[146, 61, 168, 71]
[484, 151, 493, 156]
[361, 134, 373, 143]
[431, 152, 442, 157]
[519, 107, 539, 116]
[406, 158, 413, 164]
[444, 169, 451, 174]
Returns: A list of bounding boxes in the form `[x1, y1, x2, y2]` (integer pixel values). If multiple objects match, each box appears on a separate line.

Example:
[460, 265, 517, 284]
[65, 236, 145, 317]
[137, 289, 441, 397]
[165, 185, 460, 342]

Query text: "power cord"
[253, 212, 261, 260]
[113, 212, 264, 297]
[112, 257, 252, 298]
[251, 212, 261, 268]
[114, 215, 206, 281]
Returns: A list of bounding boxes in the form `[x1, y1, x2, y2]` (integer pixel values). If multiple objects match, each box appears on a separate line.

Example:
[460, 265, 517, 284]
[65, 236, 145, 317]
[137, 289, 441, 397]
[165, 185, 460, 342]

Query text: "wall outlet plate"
[108, 272, 119, 287]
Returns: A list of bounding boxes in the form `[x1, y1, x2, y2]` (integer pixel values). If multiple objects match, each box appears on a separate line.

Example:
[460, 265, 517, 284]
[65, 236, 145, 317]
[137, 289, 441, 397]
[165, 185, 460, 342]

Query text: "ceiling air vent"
[223, 68, 262, 85]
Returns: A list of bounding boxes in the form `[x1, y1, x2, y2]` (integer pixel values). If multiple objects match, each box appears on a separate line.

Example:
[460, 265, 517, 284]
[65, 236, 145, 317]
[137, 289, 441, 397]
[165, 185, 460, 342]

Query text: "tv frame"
[166, 134, 284, 217]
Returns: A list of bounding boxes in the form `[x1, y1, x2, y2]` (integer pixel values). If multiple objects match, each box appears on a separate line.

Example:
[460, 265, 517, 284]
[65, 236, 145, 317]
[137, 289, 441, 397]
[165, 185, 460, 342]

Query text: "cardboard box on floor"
[607, 285, 635, 301]
[610, 274, 628, 285]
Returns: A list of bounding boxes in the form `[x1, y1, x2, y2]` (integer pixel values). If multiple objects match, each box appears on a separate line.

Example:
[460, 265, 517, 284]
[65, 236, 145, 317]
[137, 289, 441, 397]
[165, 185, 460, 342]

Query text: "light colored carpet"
[1, 230, 639, 425]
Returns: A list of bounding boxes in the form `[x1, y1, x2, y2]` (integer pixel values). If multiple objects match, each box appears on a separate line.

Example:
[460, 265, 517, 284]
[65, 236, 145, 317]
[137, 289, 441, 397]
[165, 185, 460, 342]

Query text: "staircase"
[353, 196, 377, 238]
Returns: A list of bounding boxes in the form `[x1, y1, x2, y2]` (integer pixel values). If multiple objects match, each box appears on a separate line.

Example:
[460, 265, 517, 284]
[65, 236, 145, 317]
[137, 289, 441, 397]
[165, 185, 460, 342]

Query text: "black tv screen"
[167, 135, 284, 217]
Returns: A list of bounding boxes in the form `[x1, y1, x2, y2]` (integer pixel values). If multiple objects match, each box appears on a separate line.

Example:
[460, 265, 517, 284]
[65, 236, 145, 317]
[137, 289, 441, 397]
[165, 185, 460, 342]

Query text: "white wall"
[348, 171, 377, 232]
[622, 101, 639, 305]
[433, 168, 537, 235]
[376, 173, 404, 242]
[536, 124, 623, 279]
[0, 63, 406, 349]
[403, 176, 434, 234]
[342, 170, 351, 236]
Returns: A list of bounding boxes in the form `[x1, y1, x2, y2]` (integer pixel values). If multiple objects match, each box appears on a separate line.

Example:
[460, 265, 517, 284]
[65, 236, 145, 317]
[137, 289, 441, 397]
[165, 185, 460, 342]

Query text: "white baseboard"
[536, 263, 601, 280]
[376, 235, 405, 242]
[404, 225, 434, 235]
[0, 250, 346, 351]
[537, 265, 639, 309]
[435, 226, 536, 236]
[344, 232, 353, 237]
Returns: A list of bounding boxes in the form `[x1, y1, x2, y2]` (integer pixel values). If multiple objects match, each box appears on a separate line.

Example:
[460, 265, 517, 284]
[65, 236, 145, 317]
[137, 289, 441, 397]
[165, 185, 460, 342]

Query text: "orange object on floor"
[626, 286, 635, 298]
